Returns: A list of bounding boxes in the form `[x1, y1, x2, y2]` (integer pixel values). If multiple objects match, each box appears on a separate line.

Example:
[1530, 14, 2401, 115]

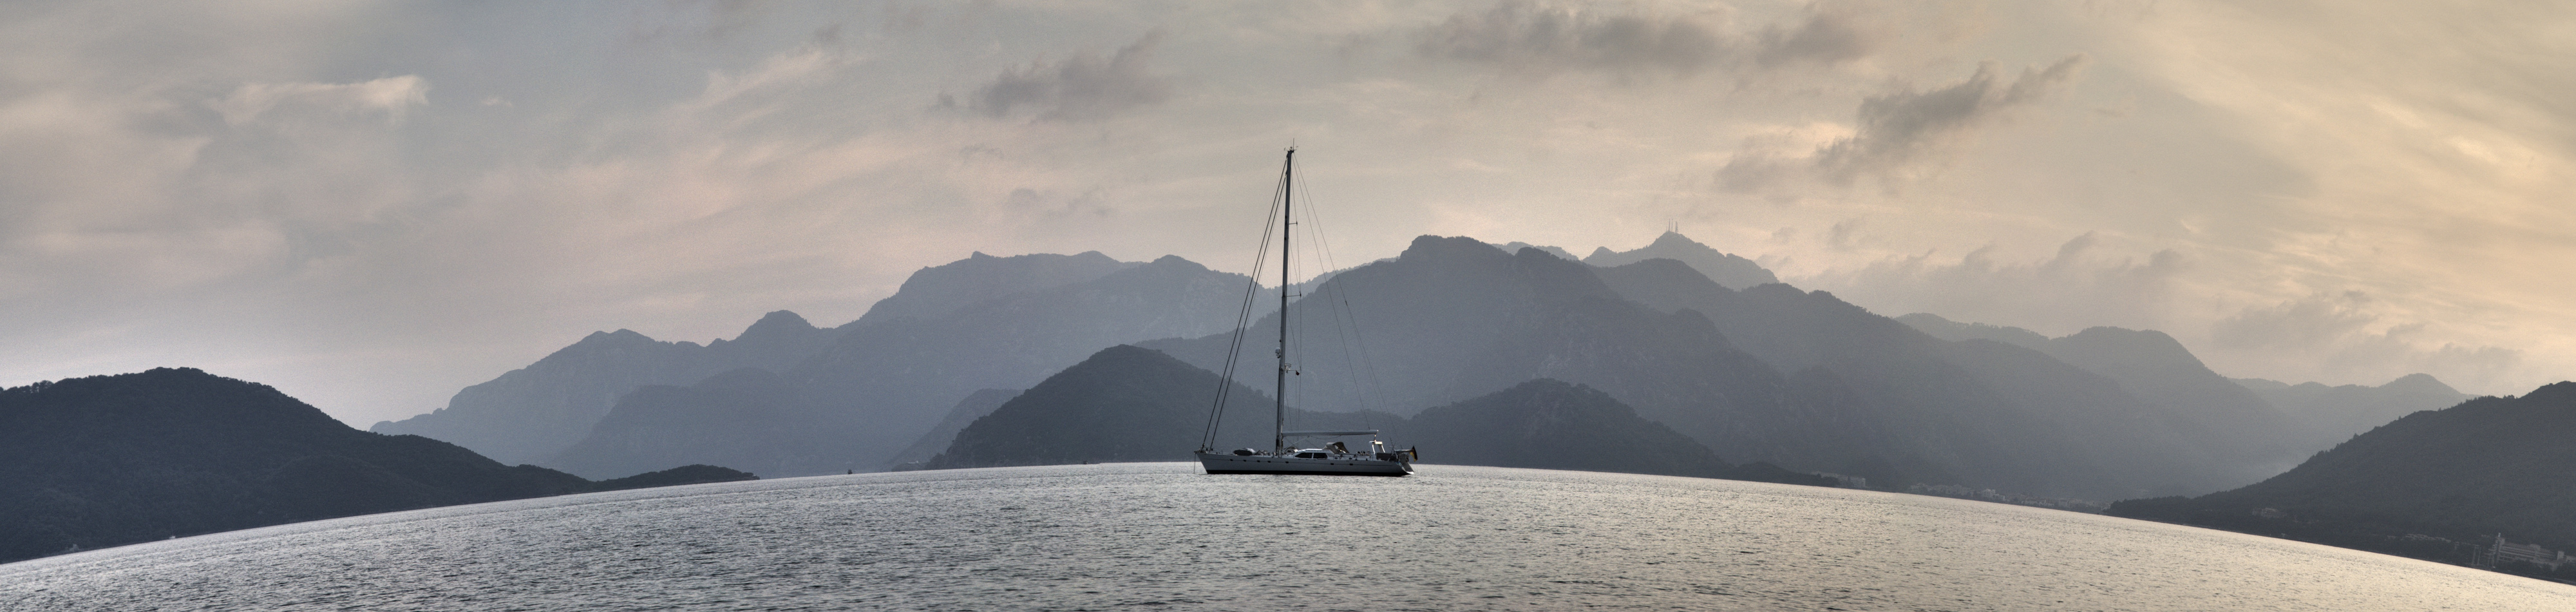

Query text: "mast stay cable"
[1198, 153, 1287, 453]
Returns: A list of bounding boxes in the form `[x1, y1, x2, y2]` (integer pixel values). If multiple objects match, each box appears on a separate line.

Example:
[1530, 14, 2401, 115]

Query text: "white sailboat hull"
[1194, 452, 1412, 476]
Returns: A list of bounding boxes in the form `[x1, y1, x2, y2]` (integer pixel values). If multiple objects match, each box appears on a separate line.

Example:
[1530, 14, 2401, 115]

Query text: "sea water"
[4, 464, 2570, 611]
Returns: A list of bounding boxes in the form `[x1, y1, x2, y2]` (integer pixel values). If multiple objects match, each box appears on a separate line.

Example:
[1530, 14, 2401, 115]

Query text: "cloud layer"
[958, 32, 1172, 121]
[1815, 55, 2087, 186]
[3, 0, 2570, 425]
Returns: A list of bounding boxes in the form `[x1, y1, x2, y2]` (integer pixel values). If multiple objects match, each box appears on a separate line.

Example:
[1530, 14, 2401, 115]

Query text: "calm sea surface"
[5, 464, 2571, 611]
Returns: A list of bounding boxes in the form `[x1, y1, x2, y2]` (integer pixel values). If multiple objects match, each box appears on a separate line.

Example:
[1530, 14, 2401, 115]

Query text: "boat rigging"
[1192, 148, 1415, 476]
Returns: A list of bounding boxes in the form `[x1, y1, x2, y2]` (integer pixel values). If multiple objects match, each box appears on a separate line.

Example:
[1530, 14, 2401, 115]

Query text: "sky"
[5, 0, 2571, 427]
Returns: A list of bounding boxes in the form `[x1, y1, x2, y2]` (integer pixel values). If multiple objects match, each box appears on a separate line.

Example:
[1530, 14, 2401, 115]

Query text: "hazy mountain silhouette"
[542, 368, 829, 479]
[372, 251, 1145, 467]
[923, 345, 1830, 486]
[856, 251, 1139, 322]
[540, 253, 1259, 477]
[1582, 231, 1779, 290]
[2235, 374, 2469, 452]
[0, 368, 753, 564]
[887, 388, 1022, 468]
[2041, 327, 2298, 473]
[1899, 314, 2302, 479]
[2109, 382, 2575, 566]
[371, 310, 835, 464]
[1594, 256, 2268, 498]
[1891, 312, 2053, 350]
[1898, 313, 2441, 478]
[1497, 241, 1582, 262]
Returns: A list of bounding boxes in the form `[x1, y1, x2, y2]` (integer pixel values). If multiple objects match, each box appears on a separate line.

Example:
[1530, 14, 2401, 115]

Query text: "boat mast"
[1274, 148, 1294, 455]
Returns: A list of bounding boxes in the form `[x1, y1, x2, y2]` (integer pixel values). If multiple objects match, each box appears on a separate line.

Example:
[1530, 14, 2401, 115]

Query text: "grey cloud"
[1803, 231, 2186, 334]
[1714, 151, 1795, 193]
[964, 32, 1171, 122]
[1004, 187, 1113, 219]
[1754, 2, 1875, 67]
[1817, 55, 2088, 185]
[2210, 292, 2524, 390]
[1713, 128, 1830, 194]
[213, 76, 430, 126]
[1412, 1, 1732, 77]
[2210, 291, 2376, 352]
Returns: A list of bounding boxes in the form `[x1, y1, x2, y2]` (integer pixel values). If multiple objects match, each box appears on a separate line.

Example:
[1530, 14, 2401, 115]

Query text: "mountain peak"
[575, 329, 659, 347]
[1497, 242, 1581, 262]
[1584, 232, 1779, 290]
[2381, 372, 2459, 395]
[862, 251, 1137, 323]
[732, 311, 817, 345]
[2060, 327, 2195, 358]
[1649, 231, 1708, 249]
[1401, 234, 1510, 262]
[1144, 254, 1208, 271]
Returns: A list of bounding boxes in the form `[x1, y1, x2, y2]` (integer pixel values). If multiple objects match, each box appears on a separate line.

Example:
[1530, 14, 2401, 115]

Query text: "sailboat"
[1193, 148, 1416, 476]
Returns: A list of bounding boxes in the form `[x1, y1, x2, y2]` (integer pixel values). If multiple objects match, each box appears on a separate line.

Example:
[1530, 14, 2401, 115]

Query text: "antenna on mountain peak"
[1667, 220, 1679, 234]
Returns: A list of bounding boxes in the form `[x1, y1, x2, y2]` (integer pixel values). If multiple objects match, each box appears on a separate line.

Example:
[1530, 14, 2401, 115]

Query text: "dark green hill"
[0, 368, 753, 564]
[922, 345, 1302, 468]
[1408, 379, 1830, 484]
[2108, 382, 2576, 571]
[925, 345, 1828, 486]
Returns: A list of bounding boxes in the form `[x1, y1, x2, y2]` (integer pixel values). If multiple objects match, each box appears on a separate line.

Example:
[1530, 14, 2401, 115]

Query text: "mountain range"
[368, 231, 2470, 502]
[1900, 313, 2468, 461]
[0, 368, 753, 564]
[14, 228, 2537, 584]
[1142, 236, 2314, 499]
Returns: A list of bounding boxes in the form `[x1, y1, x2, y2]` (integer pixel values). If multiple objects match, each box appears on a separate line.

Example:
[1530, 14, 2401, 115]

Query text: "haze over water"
[5, 464, 2568, 611]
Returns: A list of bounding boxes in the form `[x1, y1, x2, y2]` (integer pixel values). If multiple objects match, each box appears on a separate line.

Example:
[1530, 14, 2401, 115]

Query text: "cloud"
[1808, 237, 2532, 393]
[1003, 187, 1114, 220]
[959, 32, 1171, 122]
[1799, 232, 2186, 335]
[1411, 1, 1733, 77]
[2207, 291, 2525, 391]
[1714, 152, 1797, 193]
[2209, 291, 2376, 352]
[1703, 55, 2088, 196]
[1815, 55, 2087, 185]
[1712, 122, 1852, 194]
[213, 75, 430, 126]
[1753, 1, 1877, 67]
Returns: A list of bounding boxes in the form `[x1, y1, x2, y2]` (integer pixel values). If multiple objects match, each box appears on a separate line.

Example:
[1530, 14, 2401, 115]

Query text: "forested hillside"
[0, 368, 754, 564]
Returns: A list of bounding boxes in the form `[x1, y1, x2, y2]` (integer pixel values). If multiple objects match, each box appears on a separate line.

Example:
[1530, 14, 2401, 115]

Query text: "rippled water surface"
[6, 464, 2572, 611]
